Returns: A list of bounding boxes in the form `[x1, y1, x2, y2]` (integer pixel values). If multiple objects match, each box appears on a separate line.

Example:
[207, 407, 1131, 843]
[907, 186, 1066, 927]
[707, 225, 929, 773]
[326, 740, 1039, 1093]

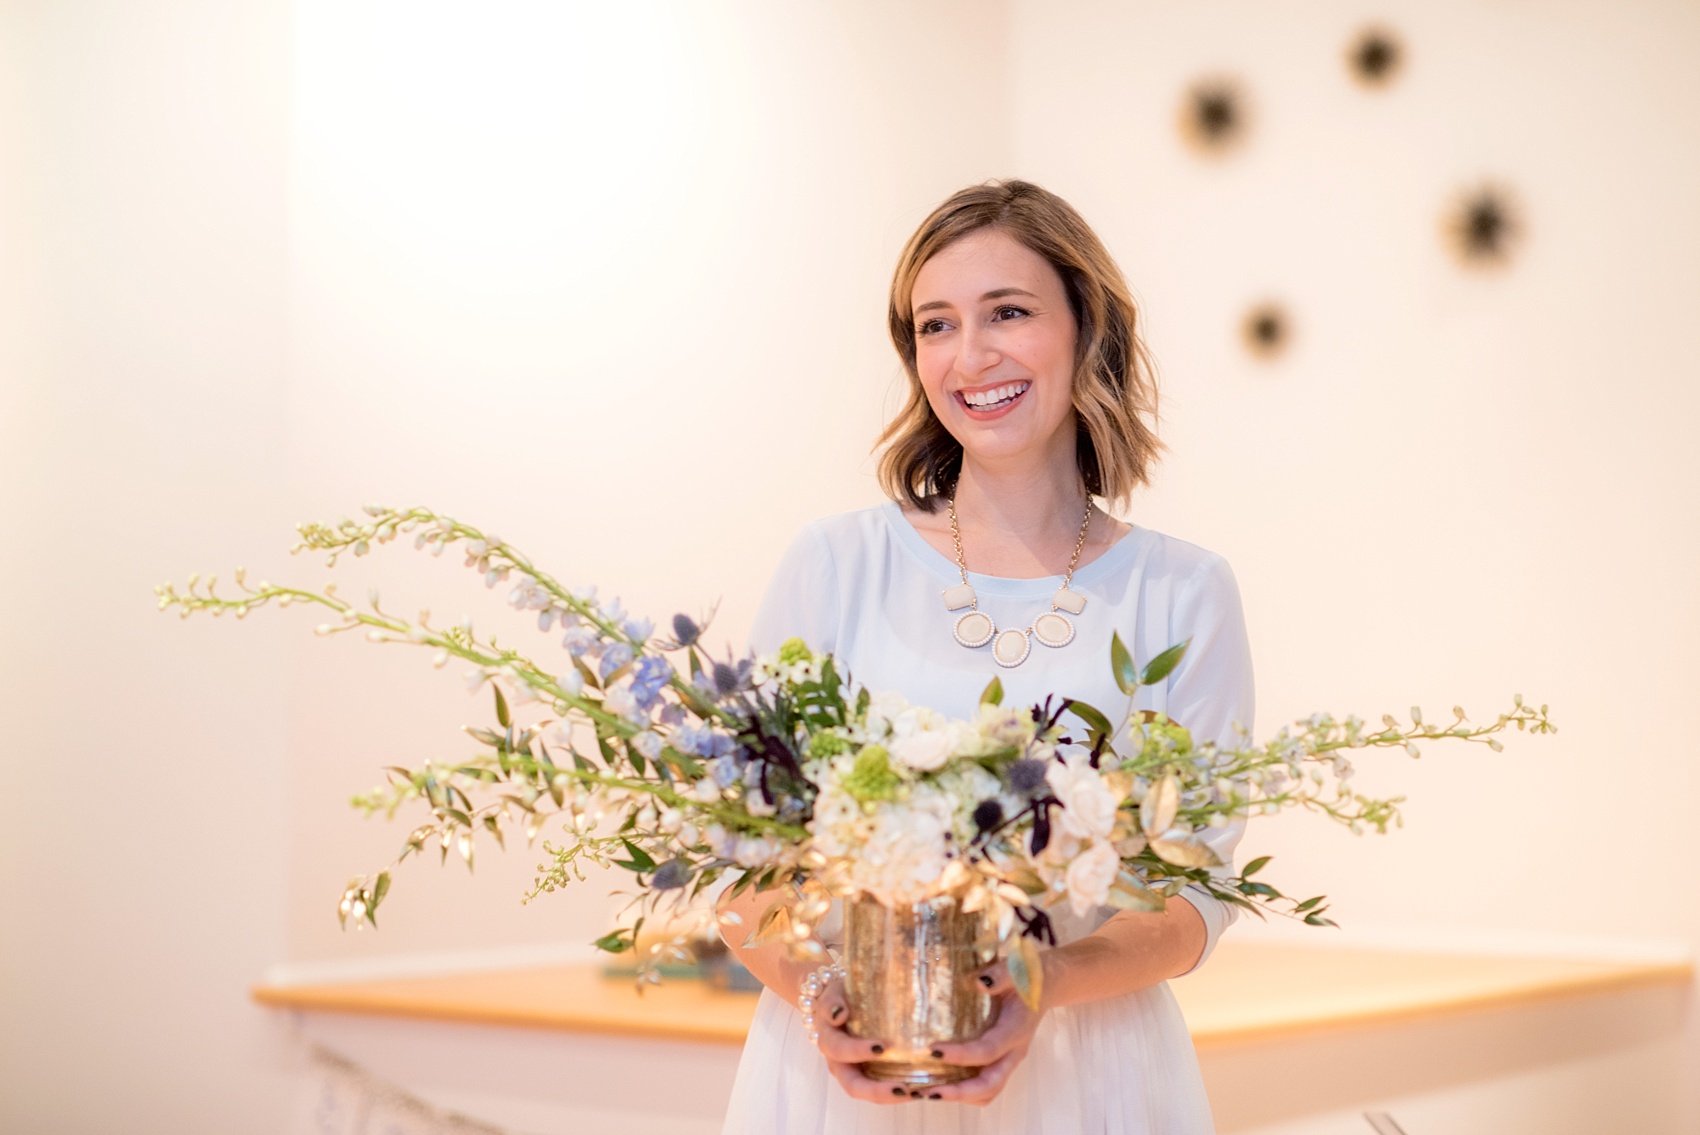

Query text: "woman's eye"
[991, 305, 1030, 322]
[916, 318, 948, 336]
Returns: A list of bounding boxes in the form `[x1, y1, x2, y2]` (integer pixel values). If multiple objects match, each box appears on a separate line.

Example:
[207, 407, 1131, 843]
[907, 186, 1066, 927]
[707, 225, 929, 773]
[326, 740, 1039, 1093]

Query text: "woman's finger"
[926, 1046, 1025, 1107]
[931, 990, 1034, 1067]
[809, 978, 893, 1066]
[824, 1057, 916, 1105]
[975, 959, 1015, 997]
[814, 1021, 892, 1066]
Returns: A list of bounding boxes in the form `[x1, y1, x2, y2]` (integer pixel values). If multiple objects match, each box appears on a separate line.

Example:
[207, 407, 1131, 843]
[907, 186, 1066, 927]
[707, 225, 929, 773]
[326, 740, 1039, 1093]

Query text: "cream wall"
[1, 1, 1009, 1130]
[279, 0, 1010, 966]
[3, 1, 1696, 1131]
[1006, 0, 1700, 1129]
[0, 1, 300, 1130]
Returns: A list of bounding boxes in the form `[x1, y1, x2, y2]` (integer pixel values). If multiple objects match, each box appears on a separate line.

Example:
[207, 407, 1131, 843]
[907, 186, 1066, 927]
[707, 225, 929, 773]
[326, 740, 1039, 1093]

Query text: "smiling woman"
[879, 182, 1163, 518]
[716, 181, 1255, 1133]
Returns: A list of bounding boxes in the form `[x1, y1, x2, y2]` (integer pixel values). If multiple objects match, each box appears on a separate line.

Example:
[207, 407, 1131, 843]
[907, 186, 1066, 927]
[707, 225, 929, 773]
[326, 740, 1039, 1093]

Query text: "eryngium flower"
[651, 859, 692, 891]
[1006, 759, 1049, 796]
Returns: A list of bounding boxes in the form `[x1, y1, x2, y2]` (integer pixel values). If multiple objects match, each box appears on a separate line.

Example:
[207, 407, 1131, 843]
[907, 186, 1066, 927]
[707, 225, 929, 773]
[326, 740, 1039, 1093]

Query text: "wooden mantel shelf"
[253, 941, 1692, 1049]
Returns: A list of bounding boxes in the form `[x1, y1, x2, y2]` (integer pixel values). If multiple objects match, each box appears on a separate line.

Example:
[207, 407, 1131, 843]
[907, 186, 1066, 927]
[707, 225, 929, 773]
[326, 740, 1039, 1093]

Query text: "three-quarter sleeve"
[748, 524, 842, 657]
[1165, 553, 1256, 975]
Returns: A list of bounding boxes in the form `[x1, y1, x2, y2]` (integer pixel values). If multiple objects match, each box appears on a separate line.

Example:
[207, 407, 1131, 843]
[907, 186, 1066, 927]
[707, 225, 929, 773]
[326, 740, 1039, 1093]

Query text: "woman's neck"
[951, 459, 1090, 547]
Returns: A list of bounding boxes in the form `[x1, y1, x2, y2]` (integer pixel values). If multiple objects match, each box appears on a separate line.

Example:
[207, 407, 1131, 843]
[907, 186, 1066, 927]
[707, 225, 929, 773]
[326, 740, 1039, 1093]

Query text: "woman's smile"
[956, 380, 1031, 418]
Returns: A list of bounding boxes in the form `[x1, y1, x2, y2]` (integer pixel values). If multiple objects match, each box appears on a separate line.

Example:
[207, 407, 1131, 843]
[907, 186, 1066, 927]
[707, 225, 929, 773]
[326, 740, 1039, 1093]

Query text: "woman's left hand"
[923, 960, 1046, 1107]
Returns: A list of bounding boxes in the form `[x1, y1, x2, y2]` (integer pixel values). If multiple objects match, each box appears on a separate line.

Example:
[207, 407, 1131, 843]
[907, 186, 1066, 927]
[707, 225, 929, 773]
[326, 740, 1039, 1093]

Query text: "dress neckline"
[879, 501, 1146, 599]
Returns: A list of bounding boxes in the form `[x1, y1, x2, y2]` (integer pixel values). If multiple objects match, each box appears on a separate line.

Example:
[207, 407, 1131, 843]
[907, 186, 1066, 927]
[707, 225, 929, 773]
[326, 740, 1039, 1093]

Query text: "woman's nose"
[955, 325, 1001, 375]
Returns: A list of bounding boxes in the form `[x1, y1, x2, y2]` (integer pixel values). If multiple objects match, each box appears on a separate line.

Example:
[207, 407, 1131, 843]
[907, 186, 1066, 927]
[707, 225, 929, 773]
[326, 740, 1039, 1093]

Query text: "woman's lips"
[955, 381, 1030, 420]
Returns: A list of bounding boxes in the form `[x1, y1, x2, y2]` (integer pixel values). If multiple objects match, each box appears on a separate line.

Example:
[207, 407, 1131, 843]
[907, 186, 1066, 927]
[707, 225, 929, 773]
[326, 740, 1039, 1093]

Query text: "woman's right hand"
[808, 974, 942, 1104]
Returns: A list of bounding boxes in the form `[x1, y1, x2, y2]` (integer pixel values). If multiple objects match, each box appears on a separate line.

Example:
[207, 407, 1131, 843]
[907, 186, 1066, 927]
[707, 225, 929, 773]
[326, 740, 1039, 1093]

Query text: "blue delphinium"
[599, 642, 634, 681]
[674, 721, 736, 760]
[560, 625, 600, 656]
[629, 655, 673, 710]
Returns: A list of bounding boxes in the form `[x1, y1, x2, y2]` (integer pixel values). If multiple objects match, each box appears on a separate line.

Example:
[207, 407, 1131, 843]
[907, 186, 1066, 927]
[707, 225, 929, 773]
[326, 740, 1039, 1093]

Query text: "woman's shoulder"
[785, 502, 903, 559]
[1119, 523, 1236, 592]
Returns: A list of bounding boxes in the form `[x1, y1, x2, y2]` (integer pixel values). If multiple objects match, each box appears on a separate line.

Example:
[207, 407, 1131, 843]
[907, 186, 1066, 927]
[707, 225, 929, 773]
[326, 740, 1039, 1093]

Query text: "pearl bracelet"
[796, 962, 845, 1045]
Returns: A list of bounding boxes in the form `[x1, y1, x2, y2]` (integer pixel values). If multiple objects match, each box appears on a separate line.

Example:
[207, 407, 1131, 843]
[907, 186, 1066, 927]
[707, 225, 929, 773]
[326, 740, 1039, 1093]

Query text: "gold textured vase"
[844, 892, 998, 1086]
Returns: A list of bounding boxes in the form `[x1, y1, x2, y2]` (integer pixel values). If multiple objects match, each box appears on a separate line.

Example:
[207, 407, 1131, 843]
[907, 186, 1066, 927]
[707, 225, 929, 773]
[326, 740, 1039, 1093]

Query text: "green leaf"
[572, 655, 601, 691]
[1303, 913, 1338, 928]
[1242, 856, 1271, 877]
[593, 929, 634, 954]
[371, 871, 391, 909]
[1066, 700, 1114, 740]
[493, 684, 511, 728]
[1292, 896, 1324, 913]
[980, 676, 1004, 707]
[1139, 640, 1189, 686]
[1110, 632, 1138, 696]
[620, 839, 656, 872]
[662, 748, 703, 777]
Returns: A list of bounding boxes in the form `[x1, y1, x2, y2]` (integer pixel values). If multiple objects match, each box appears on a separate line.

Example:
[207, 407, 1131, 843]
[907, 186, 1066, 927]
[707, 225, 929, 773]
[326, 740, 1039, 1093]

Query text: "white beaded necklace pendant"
[992, 628, 1031, 667]
[954, 610, 995, 649]
[944, 496, 1094, 669]
[1032, 611, 1075, 648]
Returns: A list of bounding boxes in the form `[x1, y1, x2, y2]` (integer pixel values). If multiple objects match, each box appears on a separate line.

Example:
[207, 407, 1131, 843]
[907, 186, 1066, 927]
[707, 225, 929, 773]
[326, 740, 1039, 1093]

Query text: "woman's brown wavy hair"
[875, 180, 1162, 511]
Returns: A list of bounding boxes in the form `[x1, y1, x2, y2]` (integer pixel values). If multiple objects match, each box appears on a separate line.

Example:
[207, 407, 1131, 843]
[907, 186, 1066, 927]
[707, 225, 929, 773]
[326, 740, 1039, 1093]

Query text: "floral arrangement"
[158, 506, 1553, 1004]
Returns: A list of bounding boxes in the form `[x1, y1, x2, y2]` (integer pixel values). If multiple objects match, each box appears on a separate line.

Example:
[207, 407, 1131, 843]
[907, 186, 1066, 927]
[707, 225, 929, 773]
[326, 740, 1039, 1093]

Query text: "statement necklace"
[944, 498, 1094, 668]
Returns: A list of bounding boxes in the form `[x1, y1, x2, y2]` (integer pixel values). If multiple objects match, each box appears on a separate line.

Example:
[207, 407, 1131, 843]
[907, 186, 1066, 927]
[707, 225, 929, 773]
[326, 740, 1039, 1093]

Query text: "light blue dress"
[722, 502, 1255, 1135]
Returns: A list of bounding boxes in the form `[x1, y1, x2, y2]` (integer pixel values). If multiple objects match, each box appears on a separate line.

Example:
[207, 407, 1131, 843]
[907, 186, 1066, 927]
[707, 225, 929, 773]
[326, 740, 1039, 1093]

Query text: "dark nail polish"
[870, 1044, 884, 1055]
[929, 1093, 942, 1100]
[910, 1090, 923, 1098]
[930, 1049, 944, 1059]
[891, 1086, 906, 1097]
[979, 974, 995, 988]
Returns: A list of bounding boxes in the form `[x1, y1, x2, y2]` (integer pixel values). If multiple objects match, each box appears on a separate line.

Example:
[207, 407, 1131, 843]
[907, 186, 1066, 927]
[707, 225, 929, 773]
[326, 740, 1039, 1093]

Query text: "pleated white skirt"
[719, 981, 1216, 1135]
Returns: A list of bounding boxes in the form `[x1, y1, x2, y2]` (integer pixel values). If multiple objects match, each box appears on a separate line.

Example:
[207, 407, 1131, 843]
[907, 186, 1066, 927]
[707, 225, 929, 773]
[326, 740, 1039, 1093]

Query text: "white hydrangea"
[809, 764, 958, 905]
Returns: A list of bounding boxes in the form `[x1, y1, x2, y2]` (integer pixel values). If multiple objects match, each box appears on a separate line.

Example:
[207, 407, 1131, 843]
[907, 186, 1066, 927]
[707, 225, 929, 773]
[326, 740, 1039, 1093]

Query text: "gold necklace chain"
[946, 496, 1095, 597]
[940, 497, 1097, 666]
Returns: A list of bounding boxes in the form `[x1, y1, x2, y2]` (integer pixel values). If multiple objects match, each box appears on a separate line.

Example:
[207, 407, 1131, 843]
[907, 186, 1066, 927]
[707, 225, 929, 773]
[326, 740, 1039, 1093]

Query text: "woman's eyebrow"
[913, 287, 1040, 315]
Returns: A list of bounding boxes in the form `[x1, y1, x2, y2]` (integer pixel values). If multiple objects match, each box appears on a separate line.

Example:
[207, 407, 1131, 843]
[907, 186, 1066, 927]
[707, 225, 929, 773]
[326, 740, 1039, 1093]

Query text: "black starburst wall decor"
[1178, 76, 1249, 155]
[1240, 302, 1292, 361]
[1444, 184, 1524, 268]
[1347, 26, 1404, 88]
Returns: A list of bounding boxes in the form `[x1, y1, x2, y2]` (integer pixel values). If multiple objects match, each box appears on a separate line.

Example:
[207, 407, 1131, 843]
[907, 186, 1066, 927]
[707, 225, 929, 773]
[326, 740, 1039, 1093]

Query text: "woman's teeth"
[961, 381, 1030, 410]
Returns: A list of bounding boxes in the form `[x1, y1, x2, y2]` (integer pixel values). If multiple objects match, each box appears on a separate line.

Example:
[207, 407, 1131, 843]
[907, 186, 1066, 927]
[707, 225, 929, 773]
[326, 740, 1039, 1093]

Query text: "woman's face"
[910, 228, 1079, 475]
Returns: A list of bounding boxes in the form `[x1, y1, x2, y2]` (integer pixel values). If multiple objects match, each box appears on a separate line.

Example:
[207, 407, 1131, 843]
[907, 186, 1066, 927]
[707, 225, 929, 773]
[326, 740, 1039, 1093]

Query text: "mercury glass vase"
[844, 891, 998, 1086]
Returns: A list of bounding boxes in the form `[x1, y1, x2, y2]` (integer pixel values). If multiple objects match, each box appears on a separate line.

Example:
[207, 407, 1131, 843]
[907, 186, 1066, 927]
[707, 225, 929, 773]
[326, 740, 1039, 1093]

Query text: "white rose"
[889, 727, 956, 772]
[1047, 752, 1119, 841]
[1063, 840, 1120, 916]
[864, 690, 910, 738]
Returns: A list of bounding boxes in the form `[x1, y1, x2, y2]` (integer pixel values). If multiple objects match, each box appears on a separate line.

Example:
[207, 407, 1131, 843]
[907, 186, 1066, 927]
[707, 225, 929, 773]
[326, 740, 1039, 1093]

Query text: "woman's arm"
[1037, 899, 1207, 1009]
[715, 880, 823, 1011]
